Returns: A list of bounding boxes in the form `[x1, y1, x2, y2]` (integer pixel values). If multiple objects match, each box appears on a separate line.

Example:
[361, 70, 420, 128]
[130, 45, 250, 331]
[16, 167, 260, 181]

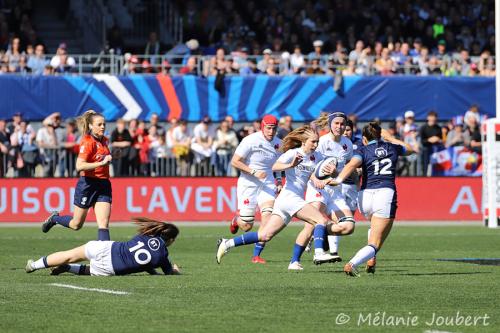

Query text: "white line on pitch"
[49, 283, 131, 295]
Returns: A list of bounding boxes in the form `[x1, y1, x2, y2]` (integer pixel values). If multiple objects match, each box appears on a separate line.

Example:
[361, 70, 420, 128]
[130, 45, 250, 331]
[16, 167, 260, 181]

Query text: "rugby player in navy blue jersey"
[329, 122, 415, 277]
[26, 218, 180, 276]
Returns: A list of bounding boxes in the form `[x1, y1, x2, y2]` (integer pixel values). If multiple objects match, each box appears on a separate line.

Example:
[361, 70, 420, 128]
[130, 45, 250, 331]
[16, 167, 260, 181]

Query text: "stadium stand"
[0, 0, 491, 179]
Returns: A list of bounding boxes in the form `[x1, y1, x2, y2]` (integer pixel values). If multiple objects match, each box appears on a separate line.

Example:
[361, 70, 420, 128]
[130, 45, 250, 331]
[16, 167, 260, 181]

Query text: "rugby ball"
[314, 157, 338, 180]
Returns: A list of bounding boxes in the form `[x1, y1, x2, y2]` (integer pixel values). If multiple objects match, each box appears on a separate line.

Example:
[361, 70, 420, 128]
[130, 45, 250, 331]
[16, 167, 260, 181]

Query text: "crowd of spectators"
[166, 0, 496, 77]
[0, 0, 497, 77]
[388, 106, 483, 176]
[0, 0, 78, 75]
[0, 106, 484, 179]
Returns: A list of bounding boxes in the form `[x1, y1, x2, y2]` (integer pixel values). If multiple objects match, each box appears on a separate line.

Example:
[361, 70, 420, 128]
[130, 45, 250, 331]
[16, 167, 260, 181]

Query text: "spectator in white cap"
[257, 48, 272, 73]
[308, 40, 326, 70]
[403, 110, 417, 135]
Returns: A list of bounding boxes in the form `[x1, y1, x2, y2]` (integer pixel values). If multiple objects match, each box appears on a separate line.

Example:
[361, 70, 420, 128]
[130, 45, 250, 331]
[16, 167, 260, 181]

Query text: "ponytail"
[362, 121, 382, 141]
[280, 125, 316, 152]
[76, 110, 102, 134]
[132, 217, 179, 244]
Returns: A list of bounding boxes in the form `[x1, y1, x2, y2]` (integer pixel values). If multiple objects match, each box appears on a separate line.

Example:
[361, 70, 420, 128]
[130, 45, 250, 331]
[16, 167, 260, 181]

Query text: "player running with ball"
[288, 112, 356, 271]
[329, 122, 415, 277]
[216, 125, 343, 265]
[228, 115, 282, 264]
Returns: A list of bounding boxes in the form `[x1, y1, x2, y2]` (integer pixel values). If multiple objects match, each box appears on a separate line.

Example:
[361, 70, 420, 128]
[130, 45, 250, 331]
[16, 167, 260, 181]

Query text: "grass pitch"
[1, 224, 499, 333]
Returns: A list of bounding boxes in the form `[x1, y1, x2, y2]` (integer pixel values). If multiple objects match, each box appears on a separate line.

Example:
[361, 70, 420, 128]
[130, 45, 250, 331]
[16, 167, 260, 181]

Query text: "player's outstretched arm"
[328, 158, 362, 186]
[381, 128, 415, 156]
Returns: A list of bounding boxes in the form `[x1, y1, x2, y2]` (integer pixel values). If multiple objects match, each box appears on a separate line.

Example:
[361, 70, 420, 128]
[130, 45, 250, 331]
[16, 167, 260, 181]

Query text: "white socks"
[349, 245, 377, 268]
[314, 248, 325, 255]
[68, 264, 82, 274]
[328, 235, 340, 254]
[225, 239, 235, 248]
[32, 257, 47, 270]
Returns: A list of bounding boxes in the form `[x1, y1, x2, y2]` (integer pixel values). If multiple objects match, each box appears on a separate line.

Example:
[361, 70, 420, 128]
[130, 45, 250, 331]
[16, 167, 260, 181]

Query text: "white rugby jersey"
[234, 131, 282, 184]
[278, 147, 323, 195]
[316, 134, 353, 172]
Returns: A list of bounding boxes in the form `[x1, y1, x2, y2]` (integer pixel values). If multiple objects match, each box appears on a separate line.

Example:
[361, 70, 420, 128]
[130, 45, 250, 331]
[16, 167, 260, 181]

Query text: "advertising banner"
[0, 177, 482, 222]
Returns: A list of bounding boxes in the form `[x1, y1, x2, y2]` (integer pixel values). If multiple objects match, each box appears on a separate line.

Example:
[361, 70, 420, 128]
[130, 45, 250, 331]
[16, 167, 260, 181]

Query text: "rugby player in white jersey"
[216, 125, 341, 266]
[228, 115, 282, 264]
[288, 112, 356, 270]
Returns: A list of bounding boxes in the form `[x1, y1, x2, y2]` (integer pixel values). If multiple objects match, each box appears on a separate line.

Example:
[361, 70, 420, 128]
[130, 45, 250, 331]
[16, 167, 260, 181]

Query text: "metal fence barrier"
[12, 54, 496, 77]
[0, 147, 236, 178]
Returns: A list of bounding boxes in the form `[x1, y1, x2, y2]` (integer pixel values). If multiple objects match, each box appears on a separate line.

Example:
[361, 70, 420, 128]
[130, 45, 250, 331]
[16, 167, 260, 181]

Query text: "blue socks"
[234, 232, 259, 247]
[253, 242, 266, 257]
[98, 229, 110, 241]
[290, 243, 306, 263]
[53, 215, 72, 228]
[313, 224, 326, 252]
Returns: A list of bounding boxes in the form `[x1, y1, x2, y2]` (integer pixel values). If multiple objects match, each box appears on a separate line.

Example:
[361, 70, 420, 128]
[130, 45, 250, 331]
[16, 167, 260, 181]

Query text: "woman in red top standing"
[42, 110, 113, 241]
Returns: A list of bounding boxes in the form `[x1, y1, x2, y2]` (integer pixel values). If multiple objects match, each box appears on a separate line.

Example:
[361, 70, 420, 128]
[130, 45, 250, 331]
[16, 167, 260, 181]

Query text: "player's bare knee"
[260, 232, 274, 242]
[241, 223, 253, 232]
[239, 208, 255, 229]
[338, 216, 356, 235]
[70, 222, 83, 230]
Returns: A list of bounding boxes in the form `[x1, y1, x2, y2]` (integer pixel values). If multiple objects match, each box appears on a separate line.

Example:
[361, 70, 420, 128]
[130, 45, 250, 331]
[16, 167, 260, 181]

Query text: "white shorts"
[357, 188, 397, 219]
[84, 241, 116, 276]
[237, 178, 276, 211]
[341, 183, 358, 213]
[305, 183, 350, 215]
[272, 189, 307, 225]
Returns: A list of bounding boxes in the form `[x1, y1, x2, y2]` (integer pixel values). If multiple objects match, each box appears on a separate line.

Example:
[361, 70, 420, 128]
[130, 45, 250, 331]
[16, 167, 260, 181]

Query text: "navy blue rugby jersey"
[352, 140, 405, 190]
[111, 234, 172, 275]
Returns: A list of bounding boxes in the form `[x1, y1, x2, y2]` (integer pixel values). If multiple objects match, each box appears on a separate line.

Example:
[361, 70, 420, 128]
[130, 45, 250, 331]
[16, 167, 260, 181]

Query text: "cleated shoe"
[229, 216, 239, 234]
[329, 252, 343, 263]
[216, 238, 228, 264]
[288, 261, 303, 271]
[366, 257, 376, 274]
[50, 265, 70, 276]
[251, 256, 267, 264]
[25, 259, 36, 273]
[42, 211, 59, 233]
[313, 252, 338, 265]
[344, 262, 360, 277]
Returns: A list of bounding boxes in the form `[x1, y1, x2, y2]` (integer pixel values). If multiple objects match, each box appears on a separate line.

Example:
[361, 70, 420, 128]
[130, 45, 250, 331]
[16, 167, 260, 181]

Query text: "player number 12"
[372, 158, 392, 175]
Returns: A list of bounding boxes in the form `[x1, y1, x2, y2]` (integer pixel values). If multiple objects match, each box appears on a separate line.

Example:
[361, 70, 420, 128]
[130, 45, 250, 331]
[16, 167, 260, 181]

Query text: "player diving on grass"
[288, 112, 356, 271]
[228, 115, 282, 264]
[26, 217, 180, 276]
[329, 122, 415, 277]
[216, 125, 348, 265]
[41, 110, 114, 241]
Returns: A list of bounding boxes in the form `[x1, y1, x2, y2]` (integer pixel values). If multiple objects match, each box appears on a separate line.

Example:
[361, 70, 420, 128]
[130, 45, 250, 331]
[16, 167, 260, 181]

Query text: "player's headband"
[261, 115, 278, 130]
[328, 112, 347, 130]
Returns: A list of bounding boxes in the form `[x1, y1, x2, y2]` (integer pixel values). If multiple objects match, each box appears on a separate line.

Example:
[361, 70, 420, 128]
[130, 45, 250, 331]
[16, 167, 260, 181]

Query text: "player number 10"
[129, 241, 152, 265]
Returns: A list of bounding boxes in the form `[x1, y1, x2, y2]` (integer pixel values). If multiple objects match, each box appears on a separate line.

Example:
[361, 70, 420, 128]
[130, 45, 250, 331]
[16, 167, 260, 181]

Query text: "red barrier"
[0, 177, 482, 222]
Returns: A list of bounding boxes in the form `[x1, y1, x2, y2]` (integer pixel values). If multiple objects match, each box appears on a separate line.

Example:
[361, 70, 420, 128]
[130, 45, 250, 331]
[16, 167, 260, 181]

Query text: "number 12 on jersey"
[372, 158, 392, 175]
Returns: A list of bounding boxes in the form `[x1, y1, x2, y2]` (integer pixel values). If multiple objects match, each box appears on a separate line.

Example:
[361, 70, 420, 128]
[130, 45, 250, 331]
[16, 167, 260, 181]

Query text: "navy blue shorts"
[73, 177, 112, 209]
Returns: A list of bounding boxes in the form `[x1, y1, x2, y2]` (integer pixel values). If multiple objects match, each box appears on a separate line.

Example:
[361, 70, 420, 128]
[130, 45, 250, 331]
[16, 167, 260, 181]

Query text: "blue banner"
[0, 75, 494, 122]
